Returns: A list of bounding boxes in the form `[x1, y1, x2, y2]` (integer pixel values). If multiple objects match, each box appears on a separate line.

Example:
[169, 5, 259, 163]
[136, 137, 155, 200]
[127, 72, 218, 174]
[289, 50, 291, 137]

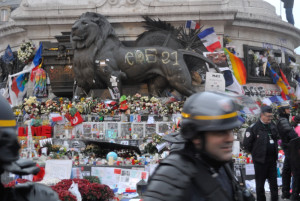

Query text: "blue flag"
[33, 43, 43, 66]
[2, 45, 15, 64]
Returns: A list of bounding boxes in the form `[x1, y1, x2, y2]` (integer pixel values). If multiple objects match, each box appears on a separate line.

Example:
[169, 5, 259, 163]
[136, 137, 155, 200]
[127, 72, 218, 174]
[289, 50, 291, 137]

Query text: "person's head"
[0, 95, 20, 164]
[180, 92, 242, 162]
[260, 105, 273, 124]
[278, 101, 291, 117]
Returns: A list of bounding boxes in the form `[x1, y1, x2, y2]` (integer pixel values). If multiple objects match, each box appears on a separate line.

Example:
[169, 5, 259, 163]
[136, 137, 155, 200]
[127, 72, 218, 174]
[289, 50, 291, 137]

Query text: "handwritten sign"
[245, 164, 255, 175]
[44, 160, 72, 180]
[205, 72, 225, 92]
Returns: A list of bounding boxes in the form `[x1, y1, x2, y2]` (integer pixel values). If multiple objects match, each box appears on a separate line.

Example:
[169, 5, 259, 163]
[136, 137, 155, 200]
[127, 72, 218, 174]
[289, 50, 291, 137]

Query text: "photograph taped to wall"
[105, 129, 118, 139]
[91, 123, 99, 138]
[120, 123, 131, 138]
[145, 124, 156, 136]
[98, 123, 105, 139]
[83, 123, 92, 138]
[54, 124, 65, 139]
[72, 124, 83, 139]
[107, 122, 118, 130]
[132, 123, 144, 139]
[158, 122, 171, 134]
[204, 51, 228, 67]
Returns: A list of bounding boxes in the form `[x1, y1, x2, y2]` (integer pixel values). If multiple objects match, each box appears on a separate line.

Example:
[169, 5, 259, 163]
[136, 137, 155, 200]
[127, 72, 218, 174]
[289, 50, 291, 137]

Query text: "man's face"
[192, 130, 234, 162]
[284, 108, 291, 115]
[260, 112, 273, 124]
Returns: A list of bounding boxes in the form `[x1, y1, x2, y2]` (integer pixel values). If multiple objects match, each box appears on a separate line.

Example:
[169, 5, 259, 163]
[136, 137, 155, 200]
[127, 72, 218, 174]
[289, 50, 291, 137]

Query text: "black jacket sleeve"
[243, 125, 256, 153]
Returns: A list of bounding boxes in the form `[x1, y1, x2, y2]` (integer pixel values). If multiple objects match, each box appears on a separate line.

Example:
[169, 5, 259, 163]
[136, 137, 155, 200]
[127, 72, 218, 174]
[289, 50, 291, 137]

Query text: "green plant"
[83, 176, 101, 184]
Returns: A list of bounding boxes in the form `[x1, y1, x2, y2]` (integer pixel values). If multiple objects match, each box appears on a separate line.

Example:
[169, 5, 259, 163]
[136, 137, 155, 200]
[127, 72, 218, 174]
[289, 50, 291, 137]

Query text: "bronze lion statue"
[71, 12, 217, 97]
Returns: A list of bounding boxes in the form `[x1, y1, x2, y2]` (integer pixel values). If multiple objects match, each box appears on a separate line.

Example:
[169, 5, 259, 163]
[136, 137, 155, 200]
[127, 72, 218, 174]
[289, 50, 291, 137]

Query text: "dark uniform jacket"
[277, 116, 298, 151]
[143, 146, 237, 201]
[243, 120, 279, 164]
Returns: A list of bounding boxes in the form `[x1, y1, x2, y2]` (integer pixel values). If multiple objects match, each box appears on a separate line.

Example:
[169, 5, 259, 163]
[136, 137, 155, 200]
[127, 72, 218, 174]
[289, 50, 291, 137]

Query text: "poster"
[145, 124, 156, 136]
[83, 122, 92, 138]
[106, 123, 118, 139]
[106, 129, 118, 139]
[204, 51, 228, 67]
[205, 72, 225, 92]
[91, 167, 148, 190]
[157, 122, 171, 134]
[132, 123, 144, 139]
[120, 123, 131, 138]
[44, 160, 73, 180]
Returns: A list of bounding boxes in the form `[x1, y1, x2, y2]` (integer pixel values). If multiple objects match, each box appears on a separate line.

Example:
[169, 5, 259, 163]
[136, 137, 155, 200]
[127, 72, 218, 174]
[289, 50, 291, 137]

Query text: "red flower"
[51, 179, 114, 201]
[4, 178, 29, 188]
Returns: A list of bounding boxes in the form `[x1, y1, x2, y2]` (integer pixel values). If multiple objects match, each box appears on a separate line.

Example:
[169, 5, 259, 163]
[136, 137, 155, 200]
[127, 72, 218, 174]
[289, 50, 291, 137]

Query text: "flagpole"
[279, 0, 282, 18]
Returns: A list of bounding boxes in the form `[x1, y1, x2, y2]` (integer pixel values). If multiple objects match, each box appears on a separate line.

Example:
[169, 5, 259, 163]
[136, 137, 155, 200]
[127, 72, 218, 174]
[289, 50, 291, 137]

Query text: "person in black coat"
[243, 105, 279, 201]
[144, 92, 253, 201]
[282, 0, 294, 25]
[277, 102, 298, 199]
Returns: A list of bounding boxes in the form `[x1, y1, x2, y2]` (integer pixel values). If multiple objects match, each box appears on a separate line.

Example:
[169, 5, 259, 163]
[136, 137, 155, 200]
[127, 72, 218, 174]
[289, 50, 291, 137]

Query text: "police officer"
[0, 95, 60, 201]
[243, 105, 279, 201]
[277, 101, 298, 199]
[143, 92, 251, 201]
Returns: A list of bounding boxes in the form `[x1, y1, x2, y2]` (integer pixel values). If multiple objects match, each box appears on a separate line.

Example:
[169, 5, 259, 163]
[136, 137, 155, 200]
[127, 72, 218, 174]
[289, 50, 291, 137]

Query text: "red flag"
[280, 69, 290, 89]
[281, 91, 287, 100]
[70, 112, 83, 126]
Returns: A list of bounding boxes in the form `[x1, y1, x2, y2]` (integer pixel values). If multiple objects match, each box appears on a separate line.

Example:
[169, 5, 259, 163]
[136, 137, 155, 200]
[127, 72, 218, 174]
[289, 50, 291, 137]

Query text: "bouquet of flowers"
[17, 41, 35, 63]
[51, 179, 114, 201]
[143, 134, 163, 154]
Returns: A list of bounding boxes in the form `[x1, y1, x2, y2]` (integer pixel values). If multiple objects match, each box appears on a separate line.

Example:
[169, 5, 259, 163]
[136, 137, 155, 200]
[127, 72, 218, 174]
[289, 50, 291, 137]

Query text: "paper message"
[44, 160, 72, 180]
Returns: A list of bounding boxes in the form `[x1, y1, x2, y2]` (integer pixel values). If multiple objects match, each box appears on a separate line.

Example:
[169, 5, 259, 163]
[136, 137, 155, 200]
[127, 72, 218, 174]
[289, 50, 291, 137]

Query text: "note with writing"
[44, 160, 72, 180]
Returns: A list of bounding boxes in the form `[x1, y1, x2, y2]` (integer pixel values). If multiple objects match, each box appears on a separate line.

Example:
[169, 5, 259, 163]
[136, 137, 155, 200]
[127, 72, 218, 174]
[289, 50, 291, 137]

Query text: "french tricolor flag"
[197, 27, 221, 52]
[185, 20, 200, 29]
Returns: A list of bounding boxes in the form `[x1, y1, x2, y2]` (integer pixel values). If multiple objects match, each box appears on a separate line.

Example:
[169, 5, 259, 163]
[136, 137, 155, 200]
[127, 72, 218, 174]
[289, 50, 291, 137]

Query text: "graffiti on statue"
[70, 12, 217, 97]
[124, 49, 179, 66]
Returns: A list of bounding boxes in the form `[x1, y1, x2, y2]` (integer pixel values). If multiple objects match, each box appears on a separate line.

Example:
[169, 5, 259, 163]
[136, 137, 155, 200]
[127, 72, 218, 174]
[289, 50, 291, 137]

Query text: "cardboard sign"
[44, 160, 72, 180]
[205, 72, 225, 92]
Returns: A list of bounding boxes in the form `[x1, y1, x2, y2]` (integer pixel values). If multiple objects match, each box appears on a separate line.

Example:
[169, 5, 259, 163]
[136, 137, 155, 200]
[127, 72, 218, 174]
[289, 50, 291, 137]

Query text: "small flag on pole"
[2, 45, 15, 64]
[185, 20, 200, 29]
[198, 27, 221, 52]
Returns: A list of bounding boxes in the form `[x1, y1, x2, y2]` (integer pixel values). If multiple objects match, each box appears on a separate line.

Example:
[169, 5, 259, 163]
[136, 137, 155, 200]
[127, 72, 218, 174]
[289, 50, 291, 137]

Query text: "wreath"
[17, 41, 35, 63]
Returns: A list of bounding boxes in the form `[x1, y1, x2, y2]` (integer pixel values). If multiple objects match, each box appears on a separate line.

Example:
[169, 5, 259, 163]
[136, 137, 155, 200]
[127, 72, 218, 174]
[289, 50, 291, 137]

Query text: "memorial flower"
[17, 41, 35, 63]
[51, 179, 114, 201]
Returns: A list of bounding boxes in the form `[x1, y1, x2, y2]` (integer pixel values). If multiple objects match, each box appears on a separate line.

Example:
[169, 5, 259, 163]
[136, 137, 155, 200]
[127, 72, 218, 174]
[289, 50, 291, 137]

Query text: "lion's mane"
[71, 12, 117, 92]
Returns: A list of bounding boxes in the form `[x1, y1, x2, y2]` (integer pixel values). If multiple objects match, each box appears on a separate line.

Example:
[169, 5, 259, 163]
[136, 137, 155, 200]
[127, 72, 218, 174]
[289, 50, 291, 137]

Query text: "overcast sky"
[263, 0, 300, 54]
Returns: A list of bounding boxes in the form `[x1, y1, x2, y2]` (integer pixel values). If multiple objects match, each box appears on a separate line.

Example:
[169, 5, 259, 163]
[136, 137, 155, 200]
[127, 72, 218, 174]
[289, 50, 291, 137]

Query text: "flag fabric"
[267, 62, 289, 95]
[33, 68, 47, 98]
[185, 20, 200, 29]
[33, 43, 43, 67]
[8, 62, 35, 106]
[9, 74, 29, 106]
[197, 27, 221, 52]
[50, 113, 63, 122]
[223, 48, 247, 85]
[16, 73, 29, 92]
[70, 112, 83, 126]
[219, 67, 244, 95]
[2, 45, 15, 64]
[279, 69, 291, 94]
